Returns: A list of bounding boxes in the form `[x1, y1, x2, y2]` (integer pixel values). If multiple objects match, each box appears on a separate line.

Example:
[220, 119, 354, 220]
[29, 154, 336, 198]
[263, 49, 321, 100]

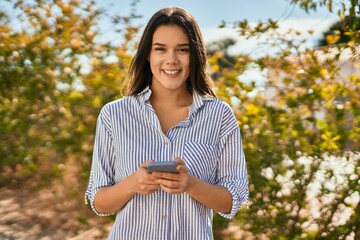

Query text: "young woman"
[85, 7, 248, 239]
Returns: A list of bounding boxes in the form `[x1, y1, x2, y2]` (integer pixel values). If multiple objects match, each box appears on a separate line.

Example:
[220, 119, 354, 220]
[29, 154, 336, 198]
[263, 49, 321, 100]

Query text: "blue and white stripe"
[85, 87, 248, 240]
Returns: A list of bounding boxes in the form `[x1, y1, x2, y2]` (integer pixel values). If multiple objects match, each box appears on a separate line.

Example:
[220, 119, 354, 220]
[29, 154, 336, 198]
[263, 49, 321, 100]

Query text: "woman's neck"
[150, 84, 192, 107]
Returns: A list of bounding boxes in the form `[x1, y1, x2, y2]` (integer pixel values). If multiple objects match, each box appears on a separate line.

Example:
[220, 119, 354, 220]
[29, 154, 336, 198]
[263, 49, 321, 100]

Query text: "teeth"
[164, 70, 180, 75]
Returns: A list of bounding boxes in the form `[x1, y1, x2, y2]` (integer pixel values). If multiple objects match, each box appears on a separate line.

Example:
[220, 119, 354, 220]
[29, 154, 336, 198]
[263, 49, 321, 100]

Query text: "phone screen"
[147, 161, 179, 174]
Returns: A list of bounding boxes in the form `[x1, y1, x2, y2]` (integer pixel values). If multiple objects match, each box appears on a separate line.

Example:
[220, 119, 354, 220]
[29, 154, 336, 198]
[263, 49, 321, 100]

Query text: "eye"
[154, 47, 166, 52]
[178, 48, 190, 53]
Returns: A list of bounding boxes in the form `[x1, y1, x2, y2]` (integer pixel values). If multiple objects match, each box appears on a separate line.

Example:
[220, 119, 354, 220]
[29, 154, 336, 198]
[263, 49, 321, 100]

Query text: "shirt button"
[165, 140, 170, 144]
[162, 215, 167, 220]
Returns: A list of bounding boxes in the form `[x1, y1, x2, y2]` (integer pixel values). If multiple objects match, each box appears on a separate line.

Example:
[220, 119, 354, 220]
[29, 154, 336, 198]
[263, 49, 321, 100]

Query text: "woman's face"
[149, 24, 190, 92]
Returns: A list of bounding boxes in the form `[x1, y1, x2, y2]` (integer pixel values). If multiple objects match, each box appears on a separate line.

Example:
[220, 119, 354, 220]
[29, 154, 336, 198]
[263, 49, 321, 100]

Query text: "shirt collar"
[137, 86, 152, 102]
[189, 90, 215, 116]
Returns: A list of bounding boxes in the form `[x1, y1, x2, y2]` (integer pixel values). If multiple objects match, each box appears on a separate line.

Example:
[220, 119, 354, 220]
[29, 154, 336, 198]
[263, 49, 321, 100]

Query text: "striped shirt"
[85, 87, 248, 240]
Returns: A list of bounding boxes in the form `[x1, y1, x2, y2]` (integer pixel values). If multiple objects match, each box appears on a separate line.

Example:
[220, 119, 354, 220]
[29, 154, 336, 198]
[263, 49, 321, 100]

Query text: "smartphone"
[147, 161, 179, 174]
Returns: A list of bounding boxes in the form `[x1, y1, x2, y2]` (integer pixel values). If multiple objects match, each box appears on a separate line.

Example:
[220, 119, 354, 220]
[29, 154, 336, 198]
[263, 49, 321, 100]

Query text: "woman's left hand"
[151, 157, 195, 194]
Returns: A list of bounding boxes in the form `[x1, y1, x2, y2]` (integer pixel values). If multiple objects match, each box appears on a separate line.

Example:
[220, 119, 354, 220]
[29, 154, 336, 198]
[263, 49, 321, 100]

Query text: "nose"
[166, 51, 179, 64]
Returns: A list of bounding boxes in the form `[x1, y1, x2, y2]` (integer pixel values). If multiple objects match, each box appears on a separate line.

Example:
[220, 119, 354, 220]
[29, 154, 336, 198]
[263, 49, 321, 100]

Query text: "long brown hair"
[122, 7, 216, 97]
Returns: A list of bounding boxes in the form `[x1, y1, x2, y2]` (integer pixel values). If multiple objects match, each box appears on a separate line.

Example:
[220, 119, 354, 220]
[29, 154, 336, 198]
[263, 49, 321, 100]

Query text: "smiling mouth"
[163, 69, 180, 75]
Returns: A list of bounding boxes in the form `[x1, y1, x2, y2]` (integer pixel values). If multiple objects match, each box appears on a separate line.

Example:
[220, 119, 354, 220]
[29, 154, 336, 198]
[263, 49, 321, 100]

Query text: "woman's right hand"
[94, 160, 160, 214]
[131, 161, 161, 195]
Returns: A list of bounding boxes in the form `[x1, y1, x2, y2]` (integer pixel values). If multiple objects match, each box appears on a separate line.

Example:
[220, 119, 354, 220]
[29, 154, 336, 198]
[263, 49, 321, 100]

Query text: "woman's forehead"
[152, 25, 189, 45]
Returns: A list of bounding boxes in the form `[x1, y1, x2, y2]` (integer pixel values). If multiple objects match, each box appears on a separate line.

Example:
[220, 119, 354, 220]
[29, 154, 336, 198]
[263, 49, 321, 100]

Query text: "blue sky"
[96, 0, 340, 55]
[94, 0, 341, 85]
[2, 0, 342, 83]
[98, 0, 339, 27]
[2, 0, 340, 55]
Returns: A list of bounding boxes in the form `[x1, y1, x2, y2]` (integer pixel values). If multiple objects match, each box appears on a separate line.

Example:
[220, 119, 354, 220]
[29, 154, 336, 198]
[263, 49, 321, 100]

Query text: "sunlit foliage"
[211, 0, 360, 239]
[0, 0, 136, 183]
[0, 0, 359, 239]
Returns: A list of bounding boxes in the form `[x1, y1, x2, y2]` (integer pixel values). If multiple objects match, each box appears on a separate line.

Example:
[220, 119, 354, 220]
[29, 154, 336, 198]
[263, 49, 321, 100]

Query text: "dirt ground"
[0, 157, 113, 240]
[0, 183, 252, 240]
[0, 181, 113, 240]
[0, 158, 250, 240]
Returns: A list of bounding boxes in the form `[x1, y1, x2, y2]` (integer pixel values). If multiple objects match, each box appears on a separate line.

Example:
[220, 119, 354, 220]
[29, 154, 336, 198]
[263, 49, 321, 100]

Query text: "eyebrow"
[152, 43, 190, 47]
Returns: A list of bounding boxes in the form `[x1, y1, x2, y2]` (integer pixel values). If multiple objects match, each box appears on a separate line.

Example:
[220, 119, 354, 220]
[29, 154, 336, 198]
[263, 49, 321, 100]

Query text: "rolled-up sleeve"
[216, 107, 249, 219]
[85, 106, 116, 216]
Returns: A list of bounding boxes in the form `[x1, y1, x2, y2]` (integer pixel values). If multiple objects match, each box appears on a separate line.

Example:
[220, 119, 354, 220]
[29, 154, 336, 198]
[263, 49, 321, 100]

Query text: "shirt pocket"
[183, 141, 217, 182]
